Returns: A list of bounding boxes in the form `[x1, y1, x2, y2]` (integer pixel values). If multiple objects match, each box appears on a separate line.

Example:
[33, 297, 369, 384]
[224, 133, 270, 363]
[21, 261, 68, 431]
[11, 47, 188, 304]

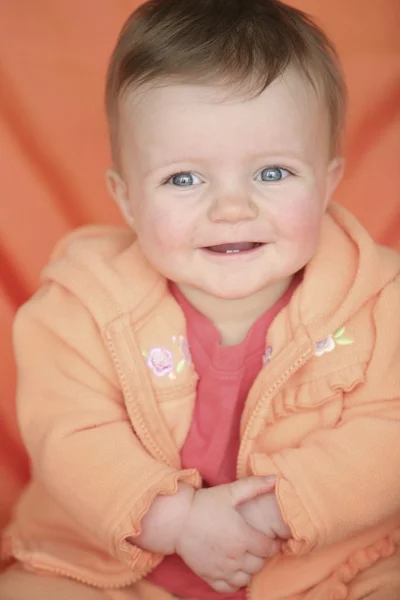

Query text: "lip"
[200, 242, 267, 262]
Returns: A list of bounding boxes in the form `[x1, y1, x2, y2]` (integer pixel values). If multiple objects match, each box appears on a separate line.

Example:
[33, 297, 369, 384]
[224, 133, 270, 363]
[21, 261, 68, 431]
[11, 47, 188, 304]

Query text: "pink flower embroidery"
[262, 346, 273, 365]
[315, 327, 354, 357]
[142, 336, 192, 378]
[314, 335, 336, 357]
[146, 347, 174, 377]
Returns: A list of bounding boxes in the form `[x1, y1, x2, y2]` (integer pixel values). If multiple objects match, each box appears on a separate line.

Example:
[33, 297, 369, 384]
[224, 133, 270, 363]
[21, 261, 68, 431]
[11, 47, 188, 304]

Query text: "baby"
[1, 0, 400, 599]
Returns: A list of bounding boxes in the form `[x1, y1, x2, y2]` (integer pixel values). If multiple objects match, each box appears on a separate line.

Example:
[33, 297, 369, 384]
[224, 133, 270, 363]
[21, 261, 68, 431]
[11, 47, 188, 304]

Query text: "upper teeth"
[226, 249, 240, 253]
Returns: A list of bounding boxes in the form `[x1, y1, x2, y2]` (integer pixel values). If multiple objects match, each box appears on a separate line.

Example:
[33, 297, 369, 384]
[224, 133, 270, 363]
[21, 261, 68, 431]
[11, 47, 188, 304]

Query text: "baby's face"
[112, 69, 342, 301]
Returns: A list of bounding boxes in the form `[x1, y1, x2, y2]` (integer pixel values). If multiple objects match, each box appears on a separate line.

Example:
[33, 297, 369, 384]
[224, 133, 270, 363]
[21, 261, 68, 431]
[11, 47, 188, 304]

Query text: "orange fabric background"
[0, 0, 399, 532]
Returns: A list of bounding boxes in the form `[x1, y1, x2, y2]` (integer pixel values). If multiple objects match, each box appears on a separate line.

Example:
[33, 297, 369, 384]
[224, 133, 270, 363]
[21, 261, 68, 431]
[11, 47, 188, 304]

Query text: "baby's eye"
[166, 172, 201, 187]
[257, 167, 290, 182]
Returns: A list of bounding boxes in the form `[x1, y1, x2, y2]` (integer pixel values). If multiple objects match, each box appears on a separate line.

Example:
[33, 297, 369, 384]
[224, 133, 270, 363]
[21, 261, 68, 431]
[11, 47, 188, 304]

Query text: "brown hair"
[105, 0, 347, 160]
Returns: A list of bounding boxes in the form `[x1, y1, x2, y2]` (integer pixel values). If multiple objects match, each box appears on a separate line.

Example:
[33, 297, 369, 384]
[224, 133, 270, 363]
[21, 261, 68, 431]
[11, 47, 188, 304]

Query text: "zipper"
[106, 331, 177, 468]
[237, 343, 312, 479]
[239, 343, 312, 600]
[104, 272, 182, 469]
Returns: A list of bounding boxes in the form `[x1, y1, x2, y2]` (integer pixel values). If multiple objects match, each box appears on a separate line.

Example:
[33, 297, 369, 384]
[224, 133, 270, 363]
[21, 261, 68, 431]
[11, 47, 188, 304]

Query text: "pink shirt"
[147, 278, 299, 600]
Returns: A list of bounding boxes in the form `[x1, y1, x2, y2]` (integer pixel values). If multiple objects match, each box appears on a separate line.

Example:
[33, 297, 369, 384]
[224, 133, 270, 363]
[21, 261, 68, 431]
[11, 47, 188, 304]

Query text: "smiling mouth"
[205, 242, 264, 254]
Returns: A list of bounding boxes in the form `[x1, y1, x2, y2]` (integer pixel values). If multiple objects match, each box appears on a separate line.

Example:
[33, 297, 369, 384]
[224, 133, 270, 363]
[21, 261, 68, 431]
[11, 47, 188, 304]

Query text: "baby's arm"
[131, 483, 195, 555]
[14, 282, 200, 574]
[252, 280, 400, 555]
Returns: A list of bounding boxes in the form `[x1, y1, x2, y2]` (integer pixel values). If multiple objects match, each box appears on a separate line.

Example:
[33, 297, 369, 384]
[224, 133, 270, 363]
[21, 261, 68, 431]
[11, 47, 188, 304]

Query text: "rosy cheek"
[277, 195, 322, 243]
[143, 208, 191, 254]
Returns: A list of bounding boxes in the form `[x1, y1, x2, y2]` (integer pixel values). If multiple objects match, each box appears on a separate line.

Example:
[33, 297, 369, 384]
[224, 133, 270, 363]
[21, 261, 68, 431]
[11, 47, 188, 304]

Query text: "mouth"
[203, 242, 265, 255]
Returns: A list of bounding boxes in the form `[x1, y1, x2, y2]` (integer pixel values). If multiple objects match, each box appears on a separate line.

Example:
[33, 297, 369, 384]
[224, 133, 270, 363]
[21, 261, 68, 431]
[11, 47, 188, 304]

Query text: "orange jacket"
[2, 203, 400, 599]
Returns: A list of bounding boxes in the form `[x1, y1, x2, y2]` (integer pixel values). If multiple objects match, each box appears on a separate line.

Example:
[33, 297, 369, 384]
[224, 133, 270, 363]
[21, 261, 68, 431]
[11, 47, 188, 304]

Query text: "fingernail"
[264, 476, 277, 484]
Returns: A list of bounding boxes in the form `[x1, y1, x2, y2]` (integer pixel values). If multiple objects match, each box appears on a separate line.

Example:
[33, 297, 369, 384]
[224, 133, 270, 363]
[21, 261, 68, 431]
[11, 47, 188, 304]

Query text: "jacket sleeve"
[13, 281, 201, 572]
[259, 277, 400, 554]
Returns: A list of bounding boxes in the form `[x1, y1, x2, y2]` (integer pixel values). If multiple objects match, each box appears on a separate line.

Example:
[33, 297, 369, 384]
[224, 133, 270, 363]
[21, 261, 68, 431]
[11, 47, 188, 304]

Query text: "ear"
[323, 157, 345, 210]
[106, 169, 135, 228]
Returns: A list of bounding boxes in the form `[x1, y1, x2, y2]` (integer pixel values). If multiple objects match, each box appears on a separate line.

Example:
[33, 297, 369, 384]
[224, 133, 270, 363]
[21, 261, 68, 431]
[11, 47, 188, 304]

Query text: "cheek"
[275, 193, 323, 249]
[137, 203, 194, 256]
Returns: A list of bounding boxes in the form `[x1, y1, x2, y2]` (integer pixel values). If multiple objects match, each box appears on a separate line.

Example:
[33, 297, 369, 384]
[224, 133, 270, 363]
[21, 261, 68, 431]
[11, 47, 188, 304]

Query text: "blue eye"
[167, 172, 201, 187]
[258, 167, 290, 182]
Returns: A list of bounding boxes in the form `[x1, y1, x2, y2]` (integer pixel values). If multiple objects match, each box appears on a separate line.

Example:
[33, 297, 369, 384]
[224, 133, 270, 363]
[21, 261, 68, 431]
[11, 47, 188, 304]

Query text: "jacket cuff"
[275, 476, 319, 555]
[251, 452, 319, 555]
[113, 467, 201, 573]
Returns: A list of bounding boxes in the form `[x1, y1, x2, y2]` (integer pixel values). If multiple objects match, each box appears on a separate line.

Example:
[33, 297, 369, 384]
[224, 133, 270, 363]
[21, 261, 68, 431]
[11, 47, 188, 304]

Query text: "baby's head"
[105, 0, 346, 303]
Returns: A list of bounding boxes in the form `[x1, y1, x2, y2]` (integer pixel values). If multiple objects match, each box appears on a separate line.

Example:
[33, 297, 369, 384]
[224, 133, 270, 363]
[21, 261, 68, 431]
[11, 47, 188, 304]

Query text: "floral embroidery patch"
[262, 346, 273, 365]
[144, 347, 174, 377]
[314, 326, 354, 357]
[142, 335, 192, 379]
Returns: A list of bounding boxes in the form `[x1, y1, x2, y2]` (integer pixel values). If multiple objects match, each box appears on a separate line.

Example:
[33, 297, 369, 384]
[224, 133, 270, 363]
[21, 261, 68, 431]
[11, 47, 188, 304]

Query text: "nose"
[208, 189, 258, 224]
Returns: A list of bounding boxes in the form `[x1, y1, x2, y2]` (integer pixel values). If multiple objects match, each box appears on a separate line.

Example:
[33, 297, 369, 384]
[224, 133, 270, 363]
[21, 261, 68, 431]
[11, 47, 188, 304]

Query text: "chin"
[207, 283, 264, 301]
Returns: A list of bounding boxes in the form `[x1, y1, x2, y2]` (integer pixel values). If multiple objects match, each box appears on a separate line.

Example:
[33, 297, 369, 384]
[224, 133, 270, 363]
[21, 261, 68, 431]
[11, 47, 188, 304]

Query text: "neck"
[178, 276, 294, 346]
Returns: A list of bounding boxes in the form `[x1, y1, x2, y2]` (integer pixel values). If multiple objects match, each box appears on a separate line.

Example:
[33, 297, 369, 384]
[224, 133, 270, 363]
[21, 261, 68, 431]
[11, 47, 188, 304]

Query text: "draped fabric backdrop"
[0, 0, 399, 533]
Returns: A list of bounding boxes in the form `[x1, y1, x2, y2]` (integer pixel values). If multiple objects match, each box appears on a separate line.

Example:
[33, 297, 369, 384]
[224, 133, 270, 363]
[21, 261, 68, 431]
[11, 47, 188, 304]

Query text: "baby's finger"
[275, 520, 291, 540]
[228, 476, 277, 507]
[245, 526, 281, 558]
[229, 570, 252, 589]
[241, 553, 266, 575]
[207, 579, 239, 594]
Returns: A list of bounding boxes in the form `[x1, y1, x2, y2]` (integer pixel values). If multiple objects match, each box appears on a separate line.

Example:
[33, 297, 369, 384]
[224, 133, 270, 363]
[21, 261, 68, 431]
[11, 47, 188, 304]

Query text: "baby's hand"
[236, 489, 291, 540]
[175, 477, 280, 594]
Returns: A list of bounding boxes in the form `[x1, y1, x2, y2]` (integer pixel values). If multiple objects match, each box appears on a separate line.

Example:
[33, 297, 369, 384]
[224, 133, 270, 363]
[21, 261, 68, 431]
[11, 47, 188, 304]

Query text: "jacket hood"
[297, 203, 399, 342]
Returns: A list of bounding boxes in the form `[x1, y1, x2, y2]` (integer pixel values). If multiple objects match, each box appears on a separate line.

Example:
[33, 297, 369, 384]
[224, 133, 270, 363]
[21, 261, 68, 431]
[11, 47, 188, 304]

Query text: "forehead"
[118, 69, 330, 169]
